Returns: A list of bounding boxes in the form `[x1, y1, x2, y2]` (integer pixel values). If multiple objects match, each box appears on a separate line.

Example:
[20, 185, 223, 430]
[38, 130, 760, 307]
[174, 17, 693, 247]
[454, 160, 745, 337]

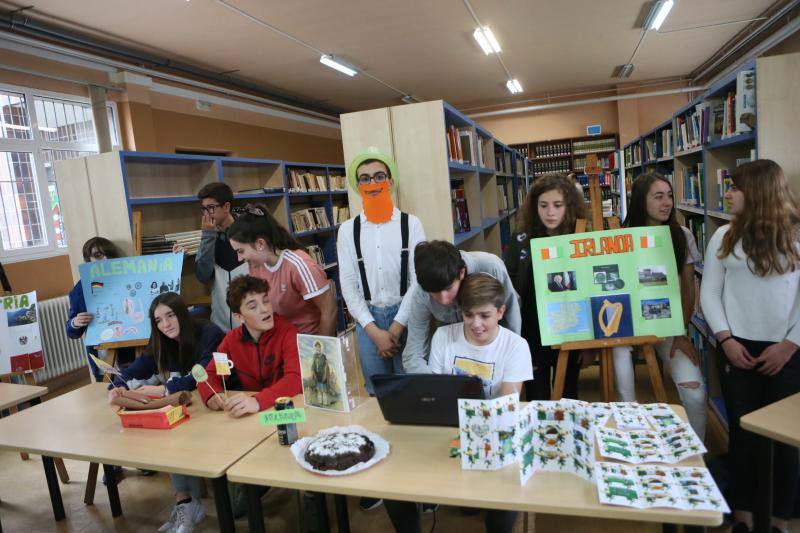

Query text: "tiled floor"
[0, 365, 797, 532]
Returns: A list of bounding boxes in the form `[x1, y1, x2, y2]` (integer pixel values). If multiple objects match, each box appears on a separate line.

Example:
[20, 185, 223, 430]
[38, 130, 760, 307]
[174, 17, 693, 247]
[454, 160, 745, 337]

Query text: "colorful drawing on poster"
[593, 264, 625, 292]
[458, 393, 519, 471]
[80, 252, 184, 346]
[297, 334, 350, 412]
[638, 265, 668, 286]
[545, 301, 591, 336]
[641, 298, 671, 320]
[590, 294, 633, 339]
[546, 271, 577, 292]
[530, 226, 684, 346]
[0, 291, 45, 374]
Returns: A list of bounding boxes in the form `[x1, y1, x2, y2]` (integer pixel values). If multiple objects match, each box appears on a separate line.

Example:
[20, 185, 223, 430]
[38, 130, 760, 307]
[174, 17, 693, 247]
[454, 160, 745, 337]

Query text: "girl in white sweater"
[700, 159, 800, 533]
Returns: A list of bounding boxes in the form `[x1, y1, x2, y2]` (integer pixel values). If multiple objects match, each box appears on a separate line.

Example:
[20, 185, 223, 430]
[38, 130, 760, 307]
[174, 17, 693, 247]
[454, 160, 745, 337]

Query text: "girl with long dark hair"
[505, 174, 587, 400]
[701, 160, 800, 533]
[108, 292, 224, 532]
[612, 172, 707, 439]
[228, 204, 337, 335]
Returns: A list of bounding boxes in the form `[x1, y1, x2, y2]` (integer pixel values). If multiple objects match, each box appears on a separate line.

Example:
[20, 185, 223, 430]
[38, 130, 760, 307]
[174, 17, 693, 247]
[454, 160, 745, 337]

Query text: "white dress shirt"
[336, 207, 426, 328]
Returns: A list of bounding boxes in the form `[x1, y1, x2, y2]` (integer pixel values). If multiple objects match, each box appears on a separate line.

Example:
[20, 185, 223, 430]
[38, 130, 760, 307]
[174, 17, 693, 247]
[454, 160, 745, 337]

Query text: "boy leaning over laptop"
[383, 273, 532, 533]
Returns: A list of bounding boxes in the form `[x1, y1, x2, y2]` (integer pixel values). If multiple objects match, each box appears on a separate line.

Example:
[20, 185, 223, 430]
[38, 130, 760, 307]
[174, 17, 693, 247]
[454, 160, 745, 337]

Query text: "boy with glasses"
[196, 182, 249, 331]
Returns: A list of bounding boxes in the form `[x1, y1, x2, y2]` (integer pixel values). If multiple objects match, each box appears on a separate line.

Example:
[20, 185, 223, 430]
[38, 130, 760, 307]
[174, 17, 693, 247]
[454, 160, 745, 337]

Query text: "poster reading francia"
[0, 291, 45, 374]
[530, 226, 684, 346]
[80, 252, 184, 346]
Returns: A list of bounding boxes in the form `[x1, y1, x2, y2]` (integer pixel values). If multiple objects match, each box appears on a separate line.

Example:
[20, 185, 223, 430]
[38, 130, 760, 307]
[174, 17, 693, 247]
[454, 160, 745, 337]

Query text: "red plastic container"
[117, 404, 190, 429]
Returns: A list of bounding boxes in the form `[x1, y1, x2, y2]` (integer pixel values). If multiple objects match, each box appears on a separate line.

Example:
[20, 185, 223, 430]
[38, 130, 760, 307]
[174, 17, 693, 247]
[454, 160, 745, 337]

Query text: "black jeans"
[383, 500, 517, 533]
[719, 337, 800, 519]
[525, 348, 581, 401]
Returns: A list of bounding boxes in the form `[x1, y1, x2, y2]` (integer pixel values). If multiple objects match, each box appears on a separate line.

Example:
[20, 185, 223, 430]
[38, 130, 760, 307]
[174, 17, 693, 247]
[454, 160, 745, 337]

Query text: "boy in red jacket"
[202, 275, 302, 417]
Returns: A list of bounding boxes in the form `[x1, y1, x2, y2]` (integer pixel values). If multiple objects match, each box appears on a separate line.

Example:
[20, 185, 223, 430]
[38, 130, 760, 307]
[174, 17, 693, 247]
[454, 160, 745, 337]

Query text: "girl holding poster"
[107, 291, 224, 533]
[506, 174, 586, 400]
[612, 172, 707, 439]
[701, 160, 800, 533]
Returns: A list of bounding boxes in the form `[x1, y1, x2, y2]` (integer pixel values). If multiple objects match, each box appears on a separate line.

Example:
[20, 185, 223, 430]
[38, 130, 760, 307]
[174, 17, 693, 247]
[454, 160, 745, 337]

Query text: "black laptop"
[371, 373, 484, 427]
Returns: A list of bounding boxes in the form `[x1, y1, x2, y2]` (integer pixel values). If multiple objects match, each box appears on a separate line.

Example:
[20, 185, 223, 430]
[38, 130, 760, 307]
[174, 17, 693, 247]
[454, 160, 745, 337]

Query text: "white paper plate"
[290, 425, 390, 476]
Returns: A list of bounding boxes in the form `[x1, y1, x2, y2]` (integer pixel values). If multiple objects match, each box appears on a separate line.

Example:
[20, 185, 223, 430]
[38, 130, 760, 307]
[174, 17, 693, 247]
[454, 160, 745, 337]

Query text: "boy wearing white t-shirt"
[429, 272, 533, 399]
[383, 273, 532, 533]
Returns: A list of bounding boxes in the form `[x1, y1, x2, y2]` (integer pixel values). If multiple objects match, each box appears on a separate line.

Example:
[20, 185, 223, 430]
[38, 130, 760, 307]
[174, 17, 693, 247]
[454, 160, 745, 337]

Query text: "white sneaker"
[158, 504, 179, 532]
[174, 499, 206, 533]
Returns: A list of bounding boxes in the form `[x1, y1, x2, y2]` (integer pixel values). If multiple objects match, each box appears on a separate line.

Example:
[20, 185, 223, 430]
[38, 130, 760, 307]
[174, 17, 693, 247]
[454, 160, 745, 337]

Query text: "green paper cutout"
[259, 408, 306, 426]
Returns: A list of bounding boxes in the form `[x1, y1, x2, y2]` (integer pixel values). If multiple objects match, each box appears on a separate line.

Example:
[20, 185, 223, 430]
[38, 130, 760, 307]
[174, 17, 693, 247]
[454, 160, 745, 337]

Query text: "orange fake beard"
[359, 182, 394, 223]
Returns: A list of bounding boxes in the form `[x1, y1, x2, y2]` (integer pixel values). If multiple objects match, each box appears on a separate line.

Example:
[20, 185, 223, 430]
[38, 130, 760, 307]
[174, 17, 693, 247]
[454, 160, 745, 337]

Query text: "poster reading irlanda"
[0, 291, 45, 374]
[531, 226, 684, 346]
[80, 252, 184, 345]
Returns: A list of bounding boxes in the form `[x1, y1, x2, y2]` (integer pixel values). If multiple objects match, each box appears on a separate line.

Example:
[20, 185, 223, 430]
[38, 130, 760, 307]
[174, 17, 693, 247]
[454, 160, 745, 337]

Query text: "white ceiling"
[0, 0, 779, 113]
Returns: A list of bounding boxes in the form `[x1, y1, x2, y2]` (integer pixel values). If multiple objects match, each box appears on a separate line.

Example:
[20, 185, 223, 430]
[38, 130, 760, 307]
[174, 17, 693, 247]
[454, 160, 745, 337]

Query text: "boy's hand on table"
[224, 393, 260, 418]
[136, 385, 165, 397]
[206, 394, 225, 411]
[107, 387, 125, 402]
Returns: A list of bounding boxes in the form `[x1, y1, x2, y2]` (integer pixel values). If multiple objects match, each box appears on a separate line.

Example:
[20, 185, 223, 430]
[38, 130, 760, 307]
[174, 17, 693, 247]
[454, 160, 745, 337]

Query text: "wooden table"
[0, 383, 276, 532]
[740, 392, 800, 533]
[228, 398, 723, 533]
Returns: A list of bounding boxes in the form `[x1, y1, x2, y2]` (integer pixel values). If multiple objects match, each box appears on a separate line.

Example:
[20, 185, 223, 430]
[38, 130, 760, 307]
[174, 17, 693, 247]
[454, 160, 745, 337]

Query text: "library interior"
[0, 1, 799, 532]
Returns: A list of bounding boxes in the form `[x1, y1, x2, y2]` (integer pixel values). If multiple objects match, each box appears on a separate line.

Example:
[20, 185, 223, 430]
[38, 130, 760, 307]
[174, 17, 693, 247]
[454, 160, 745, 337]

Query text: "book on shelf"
[735, 69, 755, 135]
[142, 230, 202, 255]
[573, 137, 616, 154]
[329, 175, 347, 191]
[735, 151, 755, 167]
[680, 163, 705, 207]
[451, 187, 471, 233]
[535, 142, 571, 158]
[715, 169, 733, 212]
[517, 187, 523, 207]
[289, 169, 328, 193]
[475, 136, 485, 167]
[291, 207, 331, 233]
[661, 129, 673, 158]
[644, 138, 656, 161]
[503, 152, 512, 174]
[333, 205, 350, 224]
[497, 185, 508, 211]
[686, 218, 706, 264]
[447, 125, 482, 166]
[306, 244, 326, 266]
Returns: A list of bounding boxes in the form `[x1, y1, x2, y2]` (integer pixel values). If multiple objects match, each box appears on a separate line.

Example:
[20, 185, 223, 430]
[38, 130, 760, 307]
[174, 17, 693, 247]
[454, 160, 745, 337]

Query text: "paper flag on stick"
[89, 353, 121, 376]
[212, 352, 233, 376]
[191, 364, 224, 405]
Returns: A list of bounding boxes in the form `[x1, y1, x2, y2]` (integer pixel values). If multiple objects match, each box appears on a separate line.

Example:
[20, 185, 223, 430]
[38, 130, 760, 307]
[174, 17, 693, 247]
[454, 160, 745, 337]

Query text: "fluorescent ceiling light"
[319, 55, 357, 77]
[473, 27, 501, 55]
[506, 79, 523, 94]
[645, 0, 674, 31]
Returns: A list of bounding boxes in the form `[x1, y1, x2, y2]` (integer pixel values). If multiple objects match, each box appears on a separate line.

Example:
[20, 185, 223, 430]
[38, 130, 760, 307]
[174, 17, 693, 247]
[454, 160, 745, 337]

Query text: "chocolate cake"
[304, 432, 376, 471]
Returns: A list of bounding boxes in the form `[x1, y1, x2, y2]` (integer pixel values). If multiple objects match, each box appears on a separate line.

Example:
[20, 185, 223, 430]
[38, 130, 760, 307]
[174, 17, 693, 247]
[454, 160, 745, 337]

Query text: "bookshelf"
[511, 134, 618, 178]
[56, 151, 352, 332]
[340, 101, 529, 259]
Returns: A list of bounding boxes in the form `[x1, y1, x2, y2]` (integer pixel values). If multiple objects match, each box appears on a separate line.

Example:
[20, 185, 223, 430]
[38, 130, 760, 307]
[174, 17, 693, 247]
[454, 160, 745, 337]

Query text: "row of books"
[644, 138, 657, 162]
[451, 188, 471, 233]
[289, 170, 327, 192]
[679, 163, 705, 207]
[625, 144, 641, 167]
[141, 230, 202, 255]
[494, 151, 513, 174]
[576, 172, 615, 187]
[573, 138, 616, 154]
[574, 154, 613, 170]
[291, 208, 330, 233]
[675, 107, 703, 153]
[532, 159, 570, 175]
[333, 205, 350, 224]
[532, 142, 570, 158]
[686, 217, 706, 261]
[446, 125, 486, 167]
[497, 185, 508, 211]
[661, 129, 674, 158]
[306, 244, 327, 266]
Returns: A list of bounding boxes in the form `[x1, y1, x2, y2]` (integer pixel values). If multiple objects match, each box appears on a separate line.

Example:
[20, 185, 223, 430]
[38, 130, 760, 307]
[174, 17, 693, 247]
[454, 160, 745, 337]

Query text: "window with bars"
[0, 84, 120, 261]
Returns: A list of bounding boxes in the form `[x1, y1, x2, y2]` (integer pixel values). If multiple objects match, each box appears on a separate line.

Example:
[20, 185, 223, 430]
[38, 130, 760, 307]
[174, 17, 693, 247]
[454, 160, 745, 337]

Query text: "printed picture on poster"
[642, 298, 672, 320]
[545, 301, 592, 336]
[593, 264, 625, 291]
[297, 334, 350, 412]
[547, 271, 577, 292]
[0, 291, 45, 374]
[638, 266, 668, 286]
[590, 294, 634, 339]
[80, 252, 184, 346]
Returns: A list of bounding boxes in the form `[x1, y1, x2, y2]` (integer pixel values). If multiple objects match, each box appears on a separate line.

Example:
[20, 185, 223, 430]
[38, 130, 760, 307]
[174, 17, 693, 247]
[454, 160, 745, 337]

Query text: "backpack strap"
[353, 215, 372, 301]
[400, 212, 410, 296]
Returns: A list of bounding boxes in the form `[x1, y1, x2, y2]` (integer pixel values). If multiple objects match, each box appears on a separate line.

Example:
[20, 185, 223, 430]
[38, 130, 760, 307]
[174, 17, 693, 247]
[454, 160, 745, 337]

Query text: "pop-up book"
[596, 422, 706, 464]
[595, 462, 729, 512]
[458, 394, 519, 470]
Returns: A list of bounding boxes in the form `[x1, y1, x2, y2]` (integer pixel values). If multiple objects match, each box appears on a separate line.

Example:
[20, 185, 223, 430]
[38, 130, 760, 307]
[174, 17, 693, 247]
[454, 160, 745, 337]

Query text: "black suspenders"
[353, 212, 409, 302]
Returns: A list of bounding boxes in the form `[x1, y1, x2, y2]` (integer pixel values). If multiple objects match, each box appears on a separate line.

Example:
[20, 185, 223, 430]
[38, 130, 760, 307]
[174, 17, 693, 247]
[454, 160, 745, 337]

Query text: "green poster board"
[530, 226, 684, 346]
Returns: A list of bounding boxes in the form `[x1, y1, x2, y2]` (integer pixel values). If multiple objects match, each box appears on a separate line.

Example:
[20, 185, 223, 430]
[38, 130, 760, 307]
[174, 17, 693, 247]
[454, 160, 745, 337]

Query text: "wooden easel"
[550, 155, 668, 402]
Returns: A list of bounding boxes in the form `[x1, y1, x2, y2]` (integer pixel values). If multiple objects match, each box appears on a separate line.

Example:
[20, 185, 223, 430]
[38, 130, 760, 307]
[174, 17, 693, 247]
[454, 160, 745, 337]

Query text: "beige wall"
[475, 101, 619, 145]
[5, 255, 74, 300]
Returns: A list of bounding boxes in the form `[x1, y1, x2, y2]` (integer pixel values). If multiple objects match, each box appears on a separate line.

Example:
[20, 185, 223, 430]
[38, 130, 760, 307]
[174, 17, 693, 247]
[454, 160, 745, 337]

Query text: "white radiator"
[37, 295, 87, 383]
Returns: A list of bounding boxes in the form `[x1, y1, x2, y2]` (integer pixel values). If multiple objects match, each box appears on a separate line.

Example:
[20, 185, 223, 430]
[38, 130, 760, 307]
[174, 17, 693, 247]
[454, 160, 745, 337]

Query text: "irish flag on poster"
[640, 235, 663, 249]
[541, 246, 563, 260]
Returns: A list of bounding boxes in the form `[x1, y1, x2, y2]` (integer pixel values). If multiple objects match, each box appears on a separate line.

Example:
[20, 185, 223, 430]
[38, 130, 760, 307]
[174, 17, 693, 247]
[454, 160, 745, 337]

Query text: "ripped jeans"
[612, 337, 707, 439]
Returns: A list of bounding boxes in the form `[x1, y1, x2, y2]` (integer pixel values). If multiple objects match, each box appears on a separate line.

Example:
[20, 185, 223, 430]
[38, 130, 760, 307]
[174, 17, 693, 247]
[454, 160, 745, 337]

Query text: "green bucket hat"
[346, 146, 399, 192]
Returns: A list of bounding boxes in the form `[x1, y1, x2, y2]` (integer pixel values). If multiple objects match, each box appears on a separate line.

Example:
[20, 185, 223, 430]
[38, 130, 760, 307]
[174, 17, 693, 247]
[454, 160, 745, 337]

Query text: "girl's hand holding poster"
[80, 252, 184, 345]
[531, 226, 684, 346]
